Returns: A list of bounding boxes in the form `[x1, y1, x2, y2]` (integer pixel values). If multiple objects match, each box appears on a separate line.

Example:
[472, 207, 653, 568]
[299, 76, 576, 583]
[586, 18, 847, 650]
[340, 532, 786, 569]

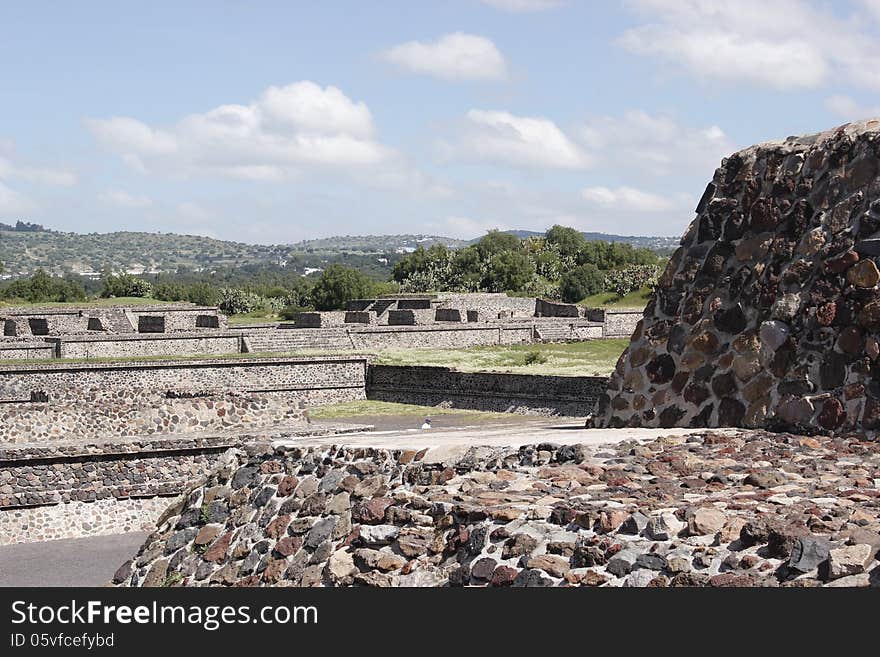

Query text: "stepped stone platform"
[114, 425, 879, 588]
[598, 119, 880, 436]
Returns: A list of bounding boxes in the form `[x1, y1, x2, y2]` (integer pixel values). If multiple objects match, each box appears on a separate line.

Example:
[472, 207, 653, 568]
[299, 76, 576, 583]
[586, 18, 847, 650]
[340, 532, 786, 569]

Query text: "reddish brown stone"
[353, 497, 393, 524]
[203, 531, 233, 563]
[816, 302, 836, 326]
[273, 536, 302, 557]
[817, 397, 845, 430]
[691, 332, 719, 354]
[490, 565, 519, 587]
[827, 250, 859, 274]
[277, 475, 299, 497]
[265, 514, 292, 539]
[838, 326, 863, 354]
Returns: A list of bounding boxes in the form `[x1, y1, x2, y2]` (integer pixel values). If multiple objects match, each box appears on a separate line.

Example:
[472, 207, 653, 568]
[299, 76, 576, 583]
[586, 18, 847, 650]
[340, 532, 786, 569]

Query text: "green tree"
[28, 269, 53, 302]
[560, 263, 604, 302]
[545, 225, 586, 258]
[484, 251, 534, 292]
[311, 264, 373, 310]
[475, 230, 521, 259]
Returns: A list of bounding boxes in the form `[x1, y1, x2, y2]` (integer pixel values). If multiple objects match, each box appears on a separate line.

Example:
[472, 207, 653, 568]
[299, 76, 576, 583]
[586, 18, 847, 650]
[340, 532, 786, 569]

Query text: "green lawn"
[581, 286, 652, 309]
[374, 339, 627, 376]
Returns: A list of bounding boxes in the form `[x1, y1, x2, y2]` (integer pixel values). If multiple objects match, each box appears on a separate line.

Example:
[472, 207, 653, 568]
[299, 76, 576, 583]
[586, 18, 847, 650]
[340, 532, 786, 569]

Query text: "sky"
[2, 0, 880, 243]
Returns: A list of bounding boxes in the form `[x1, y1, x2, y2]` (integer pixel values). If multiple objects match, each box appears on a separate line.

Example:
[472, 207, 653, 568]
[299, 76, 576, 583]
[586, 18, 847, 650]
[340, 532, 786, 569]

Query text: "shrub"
[559, 263, 604, 302]
[523, 350, 548, 366]
[603, 265, 661, 298]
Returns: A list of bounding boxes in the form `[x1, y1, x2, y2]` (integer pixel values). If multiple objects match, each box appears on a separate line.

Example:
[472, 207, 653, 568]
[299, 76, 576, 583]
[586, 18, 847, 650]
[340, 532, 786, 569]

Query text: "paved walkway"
[0, 531, 148, 587]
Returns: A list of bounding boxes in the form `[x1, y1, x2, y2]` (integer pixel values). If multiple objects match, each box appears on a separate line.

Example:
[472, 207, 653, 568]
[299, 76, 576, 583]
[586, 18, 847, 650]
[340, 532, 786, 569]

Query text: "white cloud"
[579, 110, 736, 176]
[582, 186, 677, 212]
[824, 95, 880, 121]
[97, 189, 152, 209]
[0, 181, 34, 214]
[382, 33, 507, 81]
[86, 81, 393, 180]
[0, 154, 77, 187]
[479, 0, 565, 11]
[620, 0, 880, 90]
[446, 109, 589, 168]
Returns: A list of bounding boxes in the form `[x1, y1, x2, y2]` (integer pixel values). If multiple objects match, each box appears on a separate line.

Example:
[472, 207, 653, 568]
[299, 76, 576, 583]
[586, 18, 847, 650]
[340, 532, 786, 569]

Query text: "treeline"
[393, 226, 664, 302]
[0, 226, 666, 312]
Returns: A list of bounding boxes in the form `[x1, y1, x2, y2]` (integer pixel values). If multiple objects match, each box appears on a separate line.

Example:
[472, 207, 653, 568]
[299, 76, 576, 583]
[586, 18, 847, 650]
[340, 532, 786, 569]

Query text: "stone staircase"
[242, 328, 354, 353]
[534, 324, 574, 343]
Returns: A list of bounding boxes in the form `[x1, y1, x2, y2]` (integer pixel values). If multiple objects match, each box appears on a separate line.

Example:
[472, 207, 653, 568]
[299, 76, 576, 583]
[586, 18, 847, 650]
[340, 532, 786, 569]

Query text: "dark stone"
[819, 352, 848, 389]
[817, 397, 845, 429]
[667, 325, 687, 354]
[231, 466, 260, 490]
[512, 568, 554, 587]
[112, 560, 133, 584]
[711, 371, 738, 397]
[635, 553, 667, 571]
[788, 536, 831, 573]
[470, 557, 497, 581]
[837, 326, 863, 354]
[714, 304, 747, 334]
[646, 354, 676, 384]
[855, 238, 880, 256]
[777, 378, 814, 396]
[658, 405, 686, 428]
[862, 396, 880, 430]
[689, 403, 714, 427]
[717, 398, 745, 426]
[304, 518, 336, 550]
[683, 383, 710, 406]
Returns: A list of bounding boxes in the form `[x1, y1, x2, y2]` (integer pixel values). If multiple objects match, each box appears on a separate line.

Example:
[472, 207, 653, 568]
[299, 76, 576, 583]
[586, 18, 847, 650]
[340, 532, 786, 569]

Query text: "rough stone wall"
[584, 309, 645, 338]
[1, 496, 177, 545]
[0, 392, 308, 443]
[0, 305, 226, 336]
[597, 120, 880, 434]
[536, 298, 581, 318]
[367, 365, 606, 416]
[436, 292, 537, 317]
[0, 356, 367, 405]
[51, 333, 242, 359]
[0, 342, 55, 360]
[349, 325, 534, 349]
[388, 309, 435, 325]
[115, 433, 880, 588]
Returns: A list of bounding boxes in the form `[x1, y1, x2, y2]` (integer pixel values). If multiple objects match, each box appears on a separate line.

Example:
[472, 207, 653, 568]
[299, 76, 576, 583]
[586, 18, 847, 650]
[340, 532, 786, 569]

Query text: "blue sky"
[2, 0, 880, 243]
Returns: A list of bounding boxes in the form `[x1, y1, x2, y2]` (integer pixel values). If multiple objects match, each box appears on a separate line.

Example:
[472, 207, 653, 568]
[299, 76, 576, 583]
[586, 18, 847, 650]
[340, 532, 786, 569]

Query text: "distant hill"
[0, 226, 675, 279]
[0, 229, 464, 278]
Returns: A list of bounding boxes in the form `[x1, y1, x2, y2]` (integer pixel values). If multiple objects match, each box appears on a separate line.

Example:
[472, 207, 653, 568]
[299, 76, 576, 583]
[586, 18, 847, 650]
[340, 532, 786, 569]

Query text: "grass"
[374, 339, 627, 377]
[308, 399, 510, 421]
[0, 340, 627, 375]
[581, 286, 652, 309]
[227, 311, 281, 325]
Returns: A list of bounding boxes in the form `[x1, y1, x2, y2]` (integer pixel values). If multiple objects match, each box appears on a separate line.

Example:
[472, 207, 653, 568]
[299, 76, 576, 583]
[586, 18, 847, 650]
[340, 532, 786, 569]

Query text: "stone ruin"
[596, 119, 880, 436]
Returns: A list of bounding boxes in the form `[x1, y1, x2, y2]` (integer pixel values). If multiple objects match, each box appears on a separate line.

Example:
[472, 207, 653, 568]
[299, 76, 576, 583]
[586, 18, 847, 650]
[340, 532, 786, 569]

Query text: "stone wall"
[49, 333, 242, 359]
[585, 308, 645, 338]
[0, 392, 307, 444]
[596, 119, 880, 435]
[349, 324, 535, 350]
[0, 341, 55, 360]
[0, 356, 368, 406]
[367, 365, 605, 416]
[387, 309, 435, 325]
[535, 298, 581, 318]
[0, 304, 226, 337]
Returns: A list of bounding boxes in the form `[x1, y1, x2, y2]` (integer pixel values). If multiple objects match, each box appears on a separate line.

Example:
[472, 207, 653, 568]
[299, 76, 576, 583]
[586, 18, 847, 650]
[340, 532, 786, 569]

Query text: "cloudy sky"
[2, 0, 880, 243]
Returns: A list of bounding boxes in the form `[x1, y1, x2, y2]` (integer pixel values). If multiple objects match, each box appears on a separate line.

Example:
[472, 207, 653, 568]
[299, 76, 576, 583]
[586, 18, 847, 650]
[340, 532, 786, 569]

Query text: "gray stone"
[788, 536, 831, 573]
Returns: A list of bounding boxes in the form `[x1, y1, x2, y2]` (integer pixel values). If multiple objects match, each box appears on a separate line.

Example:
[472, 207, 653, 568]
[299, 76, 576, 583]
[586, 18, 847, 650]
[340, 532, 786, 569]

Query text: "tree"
[101, 273, 153, 298]
[28, 269, 54, 302]
[311, 264, 373, 310]
[484, 251, 534, 292]
[545, 225, 586, 258]
[560, 264, 604, 302]
[475, 230, 521, 259]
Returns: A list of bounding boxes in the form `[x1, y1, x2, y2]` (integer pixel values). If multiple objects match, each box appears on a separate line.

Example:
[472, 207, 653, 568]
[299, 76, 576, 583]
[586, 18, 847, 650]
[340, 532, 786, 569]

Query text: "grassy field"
[581, 286, 652, 308]
[308, 399, 510, 420]
[374, 339, 627, 376]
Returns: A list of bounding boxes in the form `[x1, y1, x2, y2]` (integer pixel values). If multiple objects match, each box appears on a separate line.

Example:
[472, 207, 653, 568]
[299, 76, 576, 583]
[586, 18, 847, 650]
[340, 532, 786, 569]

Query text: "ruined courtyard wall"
[0, 356, 368, 404]
[596, 119, 880, 434]
[367, 364, 605, 416]
[51, 333, 242, 359]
